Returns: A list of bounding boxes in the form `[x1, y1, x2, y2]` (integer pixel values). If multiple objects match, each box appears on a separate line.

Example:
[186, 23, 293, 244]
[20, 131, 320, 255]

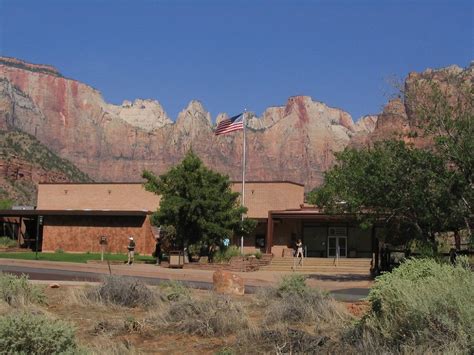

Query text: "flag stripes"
[214, 113, 244, 135]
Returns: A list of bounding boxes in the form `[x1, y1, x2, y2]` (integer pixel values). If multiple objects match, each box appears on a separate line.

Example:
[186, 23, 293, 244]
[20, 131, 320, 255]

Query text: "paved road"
[0, 264, 235, 291]
[0, 263, 369, 301]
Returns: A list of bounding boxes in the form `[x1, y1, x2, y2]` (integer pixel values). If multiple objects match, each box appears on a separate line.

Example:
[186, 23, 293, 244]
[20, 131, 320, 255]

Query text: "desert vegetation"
[0, 256, 471, 354]
[0, 236, 17, 248]
[0, 130, 92, 204]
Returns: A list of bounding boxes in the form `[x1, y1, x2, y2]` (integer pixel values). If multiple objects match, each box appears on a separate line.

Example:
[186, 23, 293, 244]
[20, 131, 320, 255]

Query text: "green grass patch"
[0, 251, 155, 264]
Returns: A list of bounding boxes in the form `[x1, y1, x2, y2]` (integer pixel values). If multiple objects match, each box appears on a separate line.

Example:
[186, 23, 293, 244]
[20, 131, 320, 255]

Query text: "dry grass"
[264, 289, 348, 326]
[86, 276, 157, 308]
[4, 262, 468, 354]
[152, 294, 248, 337]
[84, 337, 142, 355]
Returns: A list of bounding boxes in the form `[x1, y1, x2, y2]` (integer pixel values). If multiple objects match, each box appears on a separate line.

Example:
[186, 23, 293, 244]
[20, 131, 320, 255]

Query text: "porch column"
[372, 226, 379, 274]
[266, 212, 274, 254]
[17, 216, 22, 247]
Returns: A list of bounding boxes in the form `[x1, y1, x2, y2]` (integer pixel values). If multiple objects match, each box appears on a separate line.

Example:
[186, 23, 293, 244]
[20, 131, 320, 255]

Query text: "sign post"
[99, 236, 108, 262]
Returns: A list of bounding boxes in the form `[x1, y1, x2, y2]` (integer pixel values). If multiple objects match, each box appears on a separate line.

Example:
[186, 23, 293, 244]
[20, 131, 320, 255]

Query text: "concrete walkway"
[0, 258, 373, 300]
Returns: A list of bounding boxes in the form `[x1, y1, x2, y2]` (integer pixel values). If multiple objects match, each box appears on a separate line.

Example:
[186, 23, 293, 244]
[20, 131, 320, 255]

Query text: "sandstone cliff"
[1, 56, 470, 197]
[0, 57, 375, 190]
[0, 131, 91, 204]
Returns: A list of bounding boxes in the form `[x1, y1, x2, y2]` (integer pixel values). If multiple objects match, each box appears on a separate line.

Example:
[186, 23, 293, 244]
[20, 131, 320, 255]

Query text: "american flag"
[214, 113, 244, 135]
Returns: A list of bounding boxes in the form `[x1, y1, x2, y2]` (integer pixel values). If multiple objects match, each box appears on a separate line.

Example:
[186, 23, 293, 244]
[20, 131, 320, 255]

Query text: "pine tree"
[142, 151, 255, 251]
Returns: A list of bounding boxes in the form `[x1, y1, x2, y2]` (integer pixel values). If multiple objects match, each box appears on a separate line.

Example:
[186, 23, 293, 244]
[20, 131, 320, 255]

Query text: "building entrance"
[327, 227, 347, 258]
[328, 236, 347, 258]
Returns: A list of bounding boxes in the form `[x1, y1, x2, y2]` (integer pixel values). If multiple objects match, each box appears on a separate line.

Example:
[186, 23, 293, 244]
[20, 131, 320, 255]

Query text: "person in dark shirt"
[155, 237, 162, 265]
[127, 236, 136, 265]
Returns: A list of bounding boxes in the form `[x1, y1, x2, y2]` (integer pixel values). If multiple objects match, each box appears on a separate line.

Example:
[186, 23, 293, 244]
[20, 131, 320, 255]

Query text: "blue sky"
[0, 0, 472, 121]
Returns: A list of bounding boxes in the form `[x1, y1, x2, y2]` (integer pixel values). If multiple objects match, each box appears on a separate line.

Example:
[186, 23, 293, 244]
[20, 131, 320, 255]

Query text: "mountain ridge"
[1, 56, 471, 197]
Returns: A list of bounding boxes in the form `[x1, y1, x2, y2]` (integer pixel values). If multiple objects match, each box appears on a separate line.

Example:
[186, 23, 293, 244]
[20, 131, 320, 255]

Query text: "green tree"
[0, 199, 13, 209]
[142, 151, 255, 251]
[407, 78, 473, 235]
[308, 140, 463, 250]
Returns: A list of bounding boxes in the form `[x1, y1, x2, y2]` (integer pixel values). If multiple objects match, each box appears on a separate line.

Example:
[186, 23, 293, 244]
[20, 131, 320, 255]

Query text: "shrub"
[277, 274, 307, 295]
[0, 273, 45, 306]
[87, 276, 156, 308]
[236, 324, 329, 354]
[354, 258, 474, 352]
[213, 245, 241, 263]
[0, 312, 77, 354]
[264, 288, 344, 325]
[158, 280, 190, 301]
[0, 237, 16, 248]
[244, 250, 262, 259]
[160, 294, 248, 336]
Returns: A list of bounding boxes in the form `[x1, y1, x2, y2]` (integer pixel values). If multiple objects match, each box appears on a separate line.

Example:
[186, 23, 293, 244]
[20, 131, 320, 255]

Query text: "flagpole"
[241, 109, 247, 255]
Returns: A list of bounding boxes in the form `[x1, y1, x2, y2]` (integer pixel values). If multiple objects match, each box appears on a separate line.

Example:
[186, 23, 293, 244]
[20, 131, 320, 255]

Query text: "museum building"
[0, 181, 382, 259]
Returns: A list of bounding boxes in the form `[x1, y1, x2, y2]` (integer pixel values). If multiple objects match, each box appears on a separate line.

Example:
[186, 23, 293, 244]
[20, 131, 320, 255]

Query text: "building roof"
[38, 180, 305, 187]
[0, 210, 150, 217]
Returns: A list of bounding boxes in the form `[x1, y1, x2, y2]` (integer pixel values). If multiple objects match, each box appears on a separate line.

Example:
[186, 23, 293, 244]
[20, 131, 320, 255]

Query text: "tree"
[308, 140, 463, 250]
[407, 78, 473, 235]
[142, 151, 255, 252]
[0, 199, 13, 209]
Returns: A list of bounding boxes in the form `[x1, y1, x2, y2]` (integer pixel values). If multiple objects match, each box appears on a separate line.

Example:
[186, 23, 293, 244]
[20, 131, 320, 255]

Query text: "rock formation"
[1, 56, 471, 196]
[0, 130, 91, 204]
[361, 62, 473, 148]
[0, 57, 376, 190]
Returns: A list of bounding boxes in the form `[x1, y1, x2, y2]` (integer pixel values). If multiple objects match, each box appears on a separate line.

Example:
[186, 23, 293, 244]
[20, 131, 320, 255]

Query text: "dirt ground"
[40, 285, 367, 354]
[43, 286, 230, 354]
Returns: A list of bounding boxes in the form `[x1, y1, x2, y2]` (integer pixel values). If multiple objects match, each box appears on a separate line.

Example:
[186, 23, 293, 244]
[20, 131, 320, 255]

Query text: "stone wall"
[42, 215, 155, 254]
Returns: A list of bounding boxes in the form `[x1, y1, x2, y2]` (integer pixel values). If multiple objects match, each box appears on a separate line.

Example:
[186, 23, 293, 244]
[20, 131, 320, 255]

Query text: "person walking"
[334, 242, 340, 266]
[155, 236, 162, 265]
[127, 236, 136, 265]
[293, 239, 304, 270]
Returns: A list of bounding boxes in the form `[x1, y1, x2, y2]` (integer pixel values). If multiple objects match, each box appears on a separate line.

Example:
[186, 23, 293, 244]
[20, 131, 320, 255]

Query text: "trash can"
[169, 250, 184, 268]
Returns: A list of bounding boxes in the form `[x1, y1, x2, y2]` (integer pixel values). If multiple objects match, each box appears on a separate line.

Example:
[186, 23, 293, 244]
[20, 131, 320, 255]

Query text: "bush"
[277, 274, 307, 295]
[0, 273, 45, 306]
[0, 237, 16, 248]
[87, 276, 156, 308]
[160, 294, 248, 336]
[213, 245, 241, 263]
[0, 312, 77, 354]
[158, 280, 190, 301]
[353, 258, 474, 352]
[264, 288, 343, 325]
[237, 324, 329, 354]
[244, 250, 262, 259]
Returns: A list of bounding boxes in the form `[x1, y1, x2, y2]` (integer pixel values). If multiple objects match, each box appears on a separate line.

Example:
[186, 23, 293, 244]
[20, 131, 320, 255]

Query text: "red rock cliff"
[1, 57, 376, 190]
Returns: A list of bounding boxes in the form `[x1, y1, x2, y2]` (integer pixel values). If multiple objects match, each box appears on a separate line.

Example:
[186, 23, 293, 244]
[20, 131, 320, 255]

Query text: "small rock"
[49, 283, 60, 288]
[212, 270, 245, 296]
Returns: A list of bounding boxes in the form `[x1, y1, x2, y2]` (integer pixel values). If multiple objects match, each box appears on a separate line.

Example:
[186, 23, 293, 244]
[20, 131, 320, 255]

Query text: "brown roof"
[0, 210, 150, 217]
[39, 180, 305, 187]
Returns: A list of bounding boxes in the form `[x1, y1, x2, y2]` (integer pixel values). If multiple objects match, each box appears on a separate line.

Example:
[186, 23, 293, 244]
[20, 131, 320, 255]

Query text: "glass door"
[338, 237, 347, 257]
[328, 237, 337, 257]
[328, 236, 347, 258]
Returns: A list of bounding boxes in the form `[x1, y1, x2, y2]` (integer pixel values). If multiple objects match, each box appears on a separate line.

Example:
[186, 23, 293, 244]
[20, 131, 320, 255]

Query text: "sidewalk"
[0, 258, 373, 296]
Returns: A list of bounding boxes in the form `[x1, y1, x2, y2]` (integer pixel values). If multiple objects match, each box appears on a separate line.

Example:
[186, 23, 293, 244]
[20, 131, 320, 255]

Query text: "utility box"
[169, 251, 184, 268]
